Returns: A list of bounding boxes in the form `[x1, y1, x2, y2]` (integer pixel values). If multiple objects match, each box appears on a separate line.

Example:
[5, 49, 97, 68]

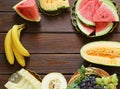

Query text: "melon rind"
[80, 41, 120, 66]
[75, 0, 95, 26]
[13, 0, 41, 22]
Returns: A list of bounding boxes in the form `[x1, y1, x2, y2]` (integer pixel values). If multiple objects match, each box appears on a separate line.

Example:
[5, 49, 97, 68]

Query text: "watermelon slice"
[76, 17, 95, 36]
[95, 22, 114, 36]
[76, 0, 102, 26]
[13, 0, 41, 22]
[93, 2, 119, 22]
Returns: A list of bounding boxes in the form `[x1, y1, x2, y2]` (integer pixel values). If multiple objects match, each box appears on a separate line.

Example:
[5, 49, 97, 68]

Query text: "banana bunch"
[4, 24, 30, 67]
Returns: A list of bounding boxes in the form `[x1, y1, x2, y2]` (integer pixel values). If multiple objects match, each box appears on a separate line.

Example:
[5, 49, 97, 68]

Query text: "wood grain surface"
[0, 0, 120, 89]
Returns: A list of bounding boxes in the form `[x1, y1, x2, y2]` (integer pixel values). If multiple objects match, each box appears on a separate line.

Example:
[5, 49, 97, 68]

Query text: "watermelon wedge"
[13, 0, 41, 22]
[76, 17, 95, 36]
[76, 0, 102, 26]
[93, 2, 119, 22]
[95, 22, 114, 36]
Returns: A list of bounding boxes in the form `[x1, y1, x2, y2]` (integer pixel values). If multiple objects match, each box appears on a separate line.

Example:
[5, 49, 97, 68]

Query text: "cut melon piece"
[76, 0, 101, 26]
[93, 2, 119, 22]
[95, 22, 114, 36]
[80, 41, 120, 66]
[39, 0, 69, 14]
[13, 0, 41, 22]
[76, 17, 95, 36]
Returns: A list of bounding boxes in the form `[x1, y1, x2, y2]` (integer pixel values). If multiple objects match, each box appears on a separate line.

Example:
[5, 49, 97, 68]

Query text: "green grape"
[96, 78, 102, 85]
[109, 83, 115, 89]
[102, 77, 109, 85]
[104, 85, 109, 89]
[111, 73, 118, 83]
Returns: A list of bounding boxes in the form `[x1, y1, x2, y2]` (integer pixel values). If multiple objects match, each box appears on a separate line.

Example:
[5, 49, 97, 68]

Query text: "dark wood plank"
[0, 33, 120, 53]
[1, 54, 120, 74]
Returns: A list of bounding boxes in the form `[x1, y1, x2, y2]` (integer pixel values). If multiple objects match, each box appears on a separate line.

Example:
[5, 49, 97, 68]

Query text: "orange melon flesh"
[13, 0, 41, 22]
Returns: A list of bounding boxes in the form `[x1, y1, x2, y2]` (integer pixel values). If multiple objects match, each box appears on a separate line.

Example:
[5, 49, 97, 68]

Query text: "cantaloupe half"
[80, 41, 120, 66]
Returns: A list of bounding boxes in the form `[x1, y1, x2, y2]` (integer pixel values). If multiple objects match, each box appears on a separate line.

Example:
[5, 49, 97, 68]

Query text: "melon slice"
[93, 2, 119, 22]
[39, 0, 69, 15]
[76, 0, 101, 26]
[13, 0, 41, 22]
[80, 41, 120, 66]
[95, 22, 114, 36]
[76, 17, 95, 36]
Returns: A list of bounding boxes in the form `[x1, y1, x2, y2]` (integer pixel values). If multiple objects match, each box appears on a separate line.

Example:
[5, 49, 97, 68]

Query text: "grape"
[96, 78, 102, 85]
[109, 83, 115, 89]
[111, 74, 118, 84]
[102, 77, 109, 85]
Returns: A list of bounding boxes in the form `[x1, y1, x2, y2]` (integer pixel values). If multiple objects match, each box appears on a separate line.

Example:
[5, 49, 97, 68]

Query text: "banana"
[42, 72, 67, 89]
[12, 43, 25, 67]
[4, 29, 14, 64]
[11, 24, 30, 57]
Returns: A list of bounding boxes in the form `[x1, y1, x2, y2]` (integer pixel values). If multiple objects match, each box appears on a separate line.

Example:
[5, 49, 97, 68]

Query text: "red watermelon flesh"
[13, 0, 41, 22]
[96, 22, 111, 32]
[79, 0, 102, 23]
[93, 3, 116, 22]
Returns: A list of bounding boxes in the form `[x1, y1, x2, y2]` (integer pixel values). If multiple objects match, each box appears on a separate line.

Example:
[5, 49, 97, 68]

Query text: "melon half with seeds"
[80, 41, 120, 66]
[13, 0, 41, 22]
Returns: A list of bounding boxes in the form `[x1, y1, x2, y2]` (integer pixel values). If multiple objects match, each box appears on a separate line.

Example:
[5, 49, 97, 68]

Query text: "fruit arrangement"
[4, 24, 30, 67]
[80, 41, 120, 66]
[5, 68, 67, 89]
[67, 65, 118, 89]
[71, 0, 119, 37]
[38, 0, 70, 16]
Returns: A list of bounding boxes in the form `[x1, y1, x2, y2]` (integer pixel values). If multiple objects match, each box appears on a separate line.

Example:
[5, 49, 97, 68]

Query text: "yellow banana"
[12, 43, 25, 67]
[4, 29, 14, 64]
[11, 24, 30, 57]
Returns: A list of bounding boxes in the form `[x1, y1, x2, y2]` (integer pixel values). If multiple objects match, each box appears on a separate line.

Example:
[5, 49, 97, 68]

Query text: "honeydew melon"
[80, 41, 120, 66]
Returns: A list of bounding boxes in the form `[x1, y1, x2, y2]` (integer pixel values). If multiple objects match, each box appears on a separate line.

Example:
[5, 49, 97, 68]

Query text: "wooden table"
[0, 0, 120, 89]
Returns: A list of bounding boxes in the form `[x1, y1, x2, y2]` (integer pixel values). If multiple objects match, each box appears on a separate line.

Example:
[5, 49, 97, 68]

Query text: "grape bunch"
[96, 73, 118, 89]
[79, 73, 118, 89]
[79, 75, 104, 89]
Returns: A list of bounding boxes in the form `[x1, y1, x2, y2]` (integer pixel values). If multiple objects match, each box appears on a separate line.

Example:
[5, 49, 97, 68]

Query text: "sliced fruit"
[13, 0, 41, 22]
[76, 0, 101, 26]
[80, 41, 120, 66]
[76, 17, 95, 36]
[95, 22, 114, 36]
[39, 0, 70, 15]
[5, 69, 42, 89]
[42, 72, 67, 89]
[93, 2, 119, 22]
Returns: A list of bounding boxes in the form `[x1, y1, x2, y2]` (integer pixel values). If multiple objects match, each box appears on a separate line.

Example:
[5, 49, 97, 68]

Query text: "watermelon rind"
[96, 22, 114, 36]
[13, 0, 41, 22]
[75, 0, 95, 26]
[80, 41, 120, 66]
